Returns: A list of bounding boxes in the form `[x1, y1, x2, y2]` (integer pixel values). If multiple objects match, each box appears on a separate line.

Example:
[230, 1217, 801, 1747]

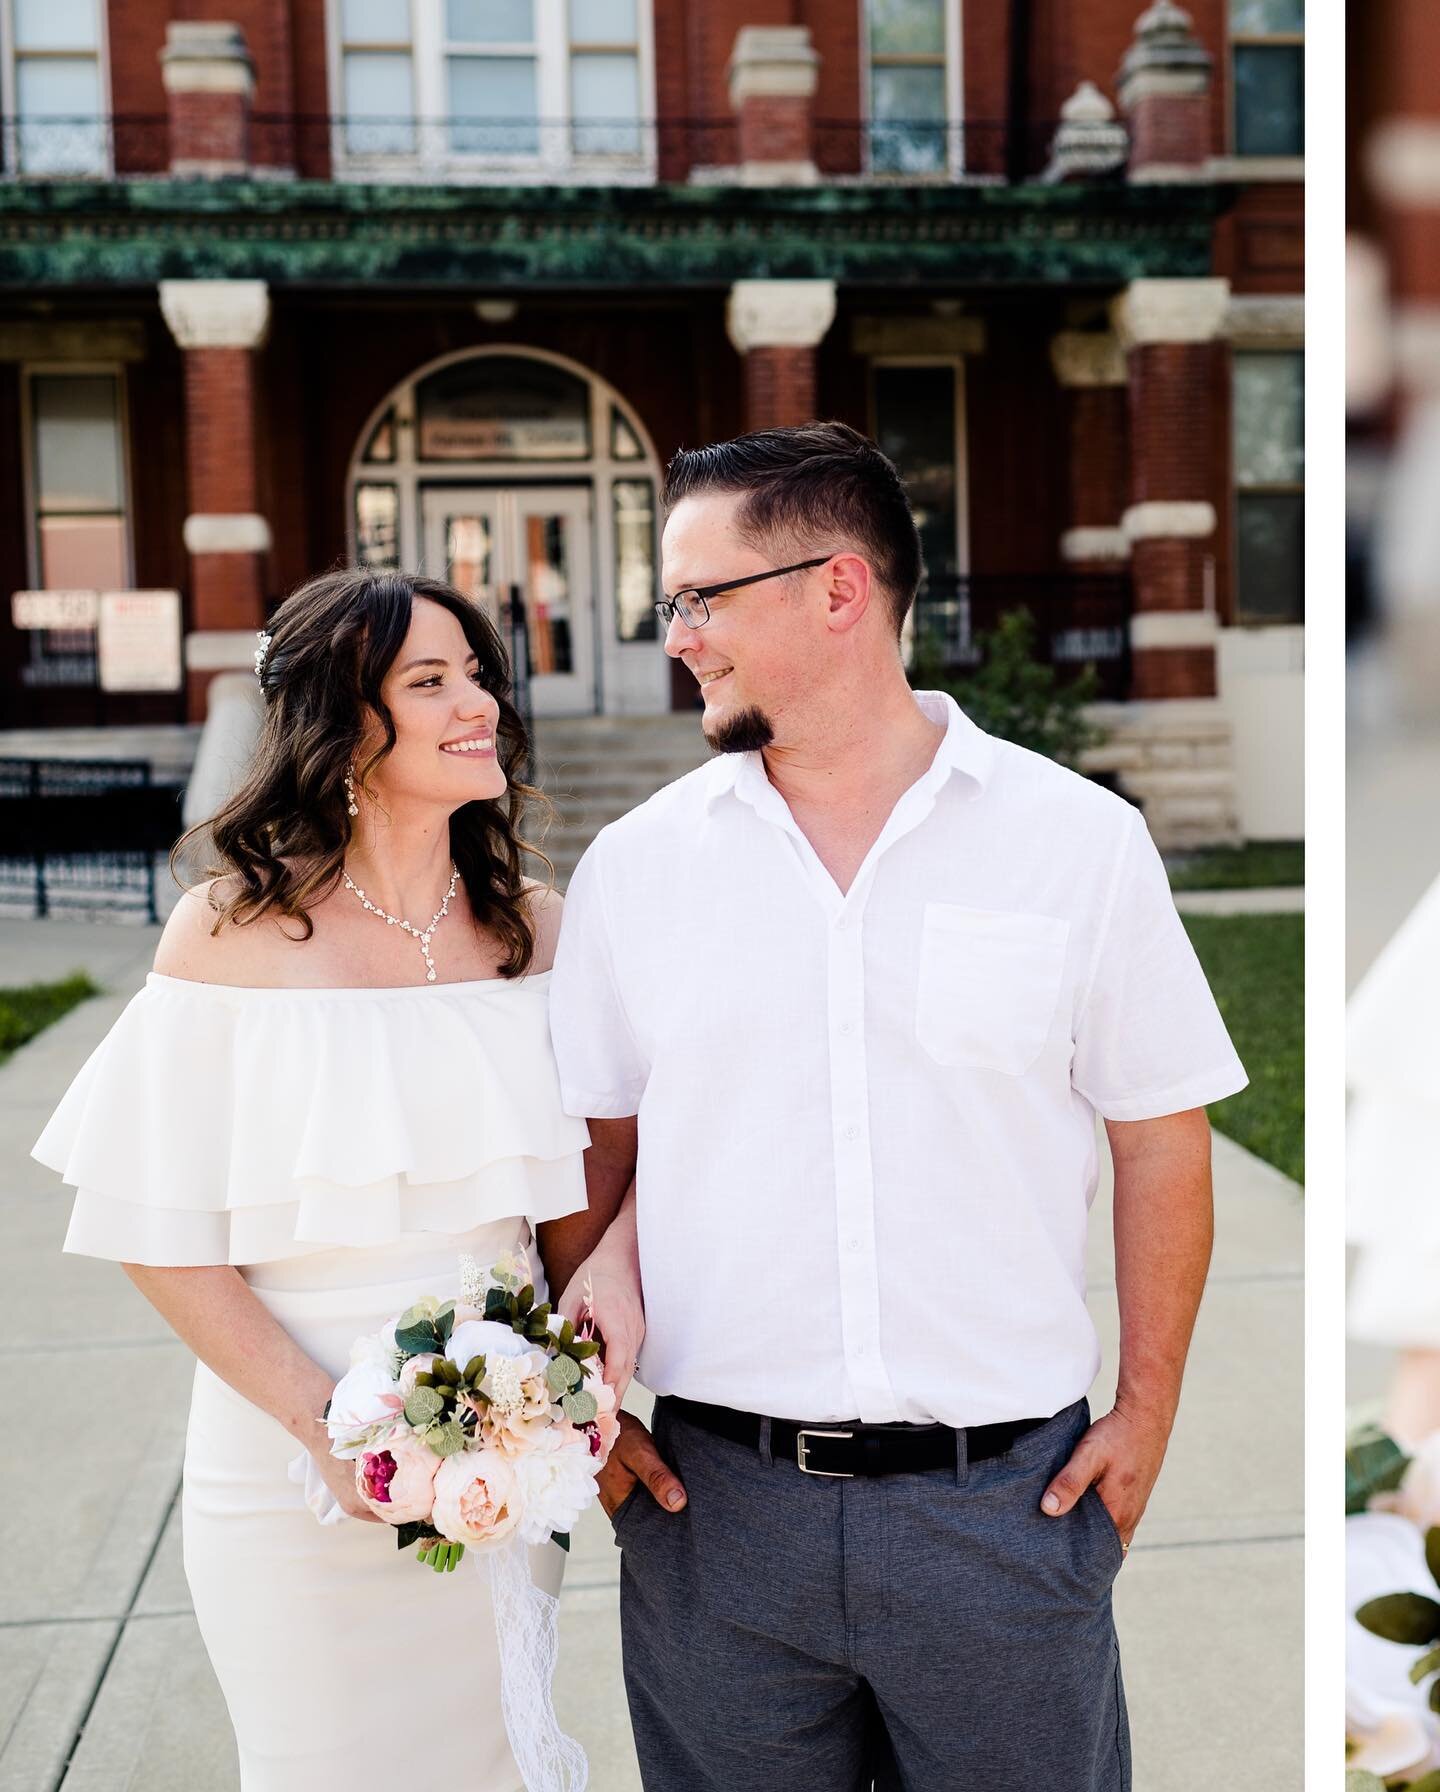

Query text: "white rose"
[510, 1429, 602, 1544]
[326, 1359, 404, 1459]
[348, 1318, 400, 1377]
[446, 1318, 533, 1375]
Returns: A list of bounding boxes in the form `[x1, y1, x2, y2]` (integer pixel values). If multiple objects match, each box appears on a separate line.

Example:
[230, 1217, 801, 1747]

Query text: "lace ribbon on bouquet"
[485, 1537, 588, 1792]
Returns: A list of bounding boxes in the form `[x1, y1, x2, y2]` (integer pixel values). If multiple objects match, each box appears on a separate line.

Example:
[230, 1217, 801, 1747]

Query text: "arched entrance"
[346, 347, 667, 716]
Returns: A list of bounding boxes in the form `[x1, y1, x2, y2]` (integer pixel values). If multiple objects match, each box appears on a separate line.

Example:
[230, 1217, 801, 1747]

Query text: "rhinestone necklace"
[342, 861, 459, 984]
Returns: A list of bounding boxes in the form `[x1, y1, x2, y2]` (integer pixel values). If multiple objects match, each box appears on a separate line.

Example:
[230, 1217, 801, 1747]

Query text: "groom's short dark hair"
[661, 420, 924, 636]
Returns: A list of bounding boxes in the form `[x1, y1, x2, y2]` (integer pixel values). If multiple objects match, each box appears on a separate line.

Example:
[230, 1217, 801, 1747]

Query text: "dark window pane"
[1236, 493, 1303, 622]
[873, 364, 957, 583]
[1233, 44, 1302, 156]
[1234, 352, 1303, 486]
[1229, 0, 1302, 32]
[870, 65, 947, 174]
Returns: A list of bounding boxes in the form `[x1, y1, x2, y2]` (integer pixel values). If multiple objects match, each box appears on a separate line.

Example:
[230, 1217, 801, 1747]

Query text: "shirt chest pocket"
[914, 904, 1071, 1076]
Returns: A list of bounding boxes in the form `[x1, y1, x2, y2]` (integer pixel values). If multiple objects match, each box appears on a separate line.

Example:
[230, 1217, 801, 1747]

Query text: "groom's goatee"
[705, 705, 775, 754]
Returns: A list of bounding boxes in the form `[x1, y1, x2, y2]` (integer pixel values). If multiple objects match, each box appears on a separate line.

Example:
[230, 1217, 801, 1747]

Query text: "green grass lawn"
[1180, 913, 1303, 1186]
[1165, 841, 1304, 892]
[0, 974, 100, 1067]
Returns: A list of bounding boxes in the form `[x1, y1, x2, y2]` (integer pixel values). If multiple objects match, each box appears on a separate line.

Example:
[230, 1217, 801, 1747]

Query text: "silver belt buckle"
[796, 1428, 855, 1478]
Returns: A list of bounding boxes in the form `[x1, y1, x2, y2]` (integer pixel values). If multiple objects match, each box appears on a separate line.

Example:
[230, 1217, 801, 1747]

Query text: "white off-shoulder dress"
[32, 969, 589, 1791]
[1349, 873, 1440, 1345]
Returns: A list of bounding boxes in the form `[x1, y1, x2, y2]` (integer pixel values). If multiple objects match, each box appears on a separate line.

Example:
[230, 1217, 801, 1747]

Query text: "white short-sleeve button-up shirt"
[549, 690, 1247, 1427]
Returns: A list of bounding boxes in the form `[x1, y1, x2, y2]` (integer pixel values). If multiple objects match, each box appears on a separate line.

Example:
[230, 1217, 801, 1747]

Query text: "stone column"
[1110, 278, 1229, 701]
[160, 22, 255, 177]
[1049, 330, 1130, 571]
[158, 280, 272, 720]
[727, 26, 820, 186]
[1117, 1, 1213, 181]
[726, 280, 837, 430]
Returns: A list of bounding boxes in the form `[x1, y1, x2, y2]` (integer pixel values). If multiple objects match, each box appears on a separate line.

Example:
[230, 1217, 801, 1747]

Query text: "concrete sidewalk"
[0, 919, 1301, 1790]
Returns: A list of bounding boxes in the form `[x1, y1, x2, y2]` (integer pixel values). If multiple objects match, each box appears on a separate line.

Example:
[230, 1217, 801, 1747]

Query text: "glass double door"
[422, 485, 595, 716]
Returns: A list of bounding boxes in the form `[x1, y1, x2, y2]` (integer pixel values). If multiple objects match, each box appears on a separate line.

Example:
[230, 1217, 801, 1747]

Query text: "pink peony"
[398, 1353, 441, 1397]
[430, 1445, 522, 1550]
[355, 1431, 441, 1524]
[589, 1375, 621, 1467]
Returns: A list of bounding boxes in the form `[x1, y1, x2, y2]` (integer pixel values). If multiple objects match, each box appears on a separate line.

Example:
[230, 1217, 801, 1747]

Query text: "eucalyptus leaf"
[464, 1355, 487, 1384]
[1346, 1424, 1412, 1515]
[1409, 1644, 1440, 1686]
[1355, 1593, 1440, 1645]
[518, 1283, 535, 1312]
[1344, 1774, 1386, 1792]
[395, 1319, 442, 1359]
[558, 1318, 575, 1349]
[1426, 1527, 1440, 1596]
[548, 1356, 581, 1395]
[562, 1389, 598, 1425]
[571, 1339, 601, 1361]
[425, 1419, 467, 1458]
[437, 1303, 456, 1345]
[485, 1288, 510, 1320]
[404, 1386, 445, 1426]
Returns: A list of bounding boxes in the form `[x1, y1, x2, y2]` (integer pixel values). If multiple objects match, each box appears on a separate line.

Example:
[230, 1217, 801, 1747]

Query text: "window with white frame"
[864, 0, 952, 176]
[4, 0, 108, 176]
[1233, 349, 1303, 624]
[22, 369, 131, 681]
[872, 361, 961, 581]
[1230, 0, 1303, 158]
[335, 0, 647, 171]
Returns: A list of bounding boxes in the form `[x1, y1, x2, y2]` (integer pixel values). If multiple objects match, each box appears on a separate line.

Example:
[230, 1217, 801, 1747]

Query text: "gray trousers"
[614, 1393, 1130, 1791]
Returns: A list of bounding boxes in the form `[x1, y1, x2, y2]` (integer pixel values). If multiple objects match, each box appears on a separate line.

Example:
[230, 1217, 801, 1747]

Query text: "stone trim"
[160, 22, 255, 97]
[1111, 277, 1230, 347]
[727, 27, 819, 104]
[183, 513, 272, 554]
[1226, 294, 1304, 346]
[853, 315, 985, 356]
[1366, 117, 1440, 209]
[0, 321, 146, 361]
[1122, 500, 1217, 541]
[1060, 526, 1129, 562]
[727, 279, 837, 352]
[185, 629, 262, 671]
[1049, 331, 1126, 387]
[159, 280, 271, 350]
[1204, 155, 1305, 183]
[736, 161, 819, 187]
[1130, 608, 1218, 647]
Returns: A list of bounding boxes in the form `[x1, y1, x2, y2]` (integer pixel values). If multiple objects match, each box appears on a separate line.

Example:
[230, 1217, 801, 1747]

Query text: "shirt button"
[838, 1020, 853, 1035]
[848, 1237, 861, 1252]
[835, 915, 848, 931]
[843, 1124, 859, 1142]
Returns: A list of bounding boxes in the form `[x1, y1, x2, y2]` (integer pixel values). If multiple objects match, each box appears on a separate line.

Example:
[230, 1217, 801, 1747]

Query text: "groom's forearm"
[537, 1114, 639, 1296]
[1106, 1108, 1214, 1432]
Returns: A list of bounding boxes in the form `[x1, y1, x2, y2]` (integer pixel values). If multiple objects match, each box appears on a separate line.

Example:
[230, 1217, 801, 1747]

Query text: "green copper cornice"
[0, 179, 1232, 289]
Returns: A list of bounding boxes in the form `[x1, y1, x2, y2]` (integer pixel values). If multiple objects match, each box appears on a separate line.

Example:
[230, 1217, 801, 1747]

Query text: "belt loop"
[955, 1424, 970, 1488]
[758, 1414, 773, 1469]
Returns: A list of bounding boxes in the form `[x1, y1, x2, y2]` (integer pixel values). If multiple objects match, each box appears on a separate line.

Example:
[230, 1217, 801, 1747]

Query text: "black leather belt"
[662, 1395, 1050, 1480]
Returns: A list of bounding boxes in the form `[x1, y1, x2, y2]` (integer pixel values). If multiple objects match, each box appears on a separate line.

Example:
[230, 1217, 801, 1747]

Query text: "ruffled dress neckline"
[33, 969, 588, 1268]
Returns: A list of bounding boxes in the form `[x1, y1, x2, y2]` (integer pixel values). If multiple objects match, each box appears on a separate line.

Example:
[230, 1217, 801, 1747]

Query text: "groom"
[542, 420, 1246, 1788]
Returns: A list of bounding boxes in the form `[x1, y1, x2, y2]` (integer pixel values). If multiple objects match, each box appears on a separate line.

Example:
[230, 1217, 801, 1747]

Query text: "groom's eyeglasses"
[654, 555, 836, 631]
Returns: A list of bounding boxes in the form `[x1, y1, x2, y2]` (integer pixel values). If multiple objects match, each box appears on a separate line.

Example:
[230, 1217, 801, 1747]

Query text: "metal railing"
[0, 115, 1083, 184]
[912, 573, 1132, 703]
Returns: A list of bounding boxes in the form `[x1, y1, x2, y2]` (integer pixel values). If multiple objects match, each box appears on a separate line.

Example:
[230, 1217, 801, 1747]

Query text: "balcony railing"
[912, 573, 1133, 703]
[0, 115, 1087, 185]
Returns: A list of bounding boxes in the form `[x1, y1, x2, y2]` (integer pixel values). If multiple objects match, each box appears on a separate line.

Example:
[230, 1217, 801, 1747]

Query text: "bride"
[32, 570, 639, 1789]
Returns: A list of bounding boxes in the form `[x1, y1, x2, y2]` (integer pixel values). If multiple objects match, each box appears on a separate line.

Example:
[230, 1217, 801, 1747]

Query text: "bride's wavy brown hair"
[175, 568, 553, 976]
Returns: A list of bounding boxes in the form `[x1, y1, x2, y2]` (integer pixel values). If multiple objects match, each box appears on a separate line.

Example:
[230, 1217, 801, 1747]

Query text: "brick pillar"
[1117, 1, 1213, 181]
[726, 280, 837, 430]
[160, 22, 254, 177]
[158, 280, 272, 719]
[1049, 331, 1130, 570]
[727, 26, 820, 186]
[1110, 277, 1229, 700]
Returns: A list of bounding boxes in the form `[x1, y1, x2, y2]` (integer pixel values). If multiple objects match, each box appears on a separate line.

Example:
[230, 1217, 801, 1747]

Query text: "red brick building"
[0, 0, 1303, 842]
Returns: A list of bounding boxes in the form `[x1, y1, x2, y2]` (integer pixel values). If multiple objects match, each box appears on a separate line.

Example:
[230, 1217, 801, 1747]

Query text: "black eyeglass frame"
[654, 555, 836, 631]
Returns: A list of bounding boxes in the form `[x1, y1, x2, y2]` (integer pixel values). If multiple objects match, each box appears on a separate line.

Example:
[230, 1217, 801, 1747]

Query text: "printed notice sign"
[97, 590, 183, 692]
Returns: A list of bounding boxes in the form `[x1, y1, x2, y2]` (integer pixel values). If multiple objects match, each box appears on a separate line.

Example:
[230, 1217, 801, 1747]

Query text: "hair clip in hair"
[253, 630, 273, 681]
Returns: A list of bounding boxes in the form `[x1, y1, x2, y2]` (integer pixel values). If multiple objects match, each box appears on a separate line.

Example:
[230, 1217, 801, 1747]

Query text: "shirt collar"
[702, 688, 996, 813]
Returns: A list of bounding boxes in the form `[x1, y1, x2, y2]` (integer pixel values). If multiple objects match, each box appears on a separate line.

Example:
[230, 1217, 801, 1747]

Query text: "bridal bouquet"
[1347, 1423, 1440, 1789]
[323, 1251, 618, 1564]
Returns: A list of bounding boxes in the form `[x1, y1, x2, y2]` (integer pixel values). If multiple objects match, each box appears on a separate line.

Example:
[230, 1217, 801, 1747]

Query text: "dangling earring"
[344, 768, 359, 817]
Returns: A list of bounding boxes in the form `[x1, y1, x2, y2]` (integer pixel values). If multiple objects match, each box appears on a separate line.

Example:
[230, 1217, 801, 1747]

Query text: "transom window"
[1233, 350, 1303, 624]
[333, 0, 651, 176]
[1230, 0, 1303, 158]
[2, 0, 108, 176]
